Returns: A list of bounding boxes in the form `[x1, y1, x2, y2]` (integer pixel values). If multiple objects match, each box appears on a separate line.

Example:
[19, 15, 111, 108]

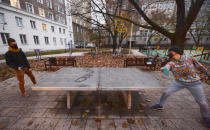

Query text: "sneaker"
[151, 104, 163, 110]
[203, 117, 210, 128]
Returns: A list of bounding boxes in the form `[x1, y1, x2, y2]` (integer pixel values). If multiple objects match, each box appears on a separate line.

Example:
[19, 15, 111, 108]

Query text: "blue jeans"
[159, 80, 209, 118]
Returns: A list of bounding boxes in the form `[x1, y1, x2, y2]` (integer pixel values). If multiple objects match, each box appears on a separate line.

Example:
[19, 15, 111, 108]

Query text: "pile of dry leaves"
[0, 54, 209, 84]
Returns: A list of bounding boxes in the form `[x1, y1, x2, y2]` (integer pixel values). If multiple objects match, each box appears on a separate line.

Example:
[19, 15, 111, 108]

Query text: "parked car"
[86, 43, 95, 48]
[75, 44, 84, 48]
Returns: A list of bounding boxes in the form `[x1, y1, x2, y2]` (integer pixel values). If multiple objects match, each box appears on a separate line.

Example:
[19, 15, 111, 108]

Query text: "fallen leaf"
[122, 122, 128, 128]
[27, 121, 33, 126]
[127, 119, 135, 124]
[0, 125, 5, 129]
[82, 112, 87, 118]
[140, 103, 146, 108]
[104, 103, 108, 107]
[73, 121, 78, 126]
[105, 115, 109, 120]
[111, 122, 116, 127]
[95, 118, 101, 123]
[138, 119, 144, 125]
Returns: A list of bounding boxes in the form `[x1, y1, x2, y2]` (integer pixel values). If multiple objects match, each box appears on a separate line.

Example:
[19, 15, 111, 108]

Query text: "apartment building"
[0, 0, 74, 54]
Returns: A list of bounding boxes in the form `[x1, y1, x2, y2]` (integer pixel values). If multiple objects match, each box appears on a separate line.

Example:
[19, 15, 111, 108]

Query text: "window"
[0, 33, 9, 44]
[33, 36, 39, 45]
[51, 26, 54, 32]
[64, 38, 67, 44]
[63, 29, 65, 34]
[59, 0, 63, 3]
[59, 28, 61, 33]
[60, 38, 63, 45]
[19, 34, 27, 44]
[0, 13, 5, 24]
[53, 37, 56, 45]
[37, 0, 43, 4]
[10, 0, 19, 8]
[56, 15, 61, 22]
[39, 8, 45, 17]
[59, 7, 63, 13]
[26, 3, 34, 13]
[54, 5, 59, 12]
[15, 17, 23, 27]
[60, 17, 65, 24]
[44, 37, 49, 44]
[48, 12, 53, 20]
[46, 0, 52, 8]
[42, 23, 46, 31]
[30, 20, 36, 29]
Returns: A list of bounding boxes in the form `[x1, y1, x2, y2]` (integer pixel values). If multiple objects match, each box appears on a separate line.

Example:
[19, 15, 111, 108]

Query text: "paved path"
[0, 70, 209, 129]
[0, 52, 86, 64]
[131, 49, 146, 57]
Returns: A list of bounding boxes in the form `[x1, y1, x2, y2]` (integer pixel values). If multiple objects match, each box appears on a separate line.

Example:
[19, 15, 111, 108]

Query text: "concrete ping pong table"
[32, 68, 165, 109]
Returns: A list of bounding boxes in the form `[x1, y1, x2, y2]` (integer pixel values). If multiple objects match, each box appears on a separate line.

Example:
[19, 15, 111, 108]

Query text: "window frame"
[46, 0, 52, 8]
[48, 12, 53, 20]
[37, 0, 43, 4]
[0, 33, 10, 45]
[42, 23, 47, 31]
[33, 35, 39, 45]
[44, 37, 49, 45]
[26, 2, 34, 13]
[15, 16, 23, 27]
[51, 26, 55, 32]
[30, 20, 36, 29]
[19, 34, 27, 45]
[38, 8, 45, 17]
[0, 13, 5, 24]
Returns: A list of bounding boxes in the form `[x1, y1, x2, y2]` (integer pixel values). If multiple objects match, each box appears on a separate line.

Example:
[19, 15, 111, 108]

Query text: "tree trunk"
[112, 36, 117, 53]
[170, 36, 186, 53]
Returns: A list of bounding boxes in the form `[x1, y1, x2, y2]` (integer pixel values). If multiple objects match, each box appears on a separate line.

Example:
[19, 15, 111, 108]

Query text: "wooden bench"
[124, 57, 147, 67]
[44, 57, 76, 70]
[194, 52, 210, 61]
[124, 56, 162, 71]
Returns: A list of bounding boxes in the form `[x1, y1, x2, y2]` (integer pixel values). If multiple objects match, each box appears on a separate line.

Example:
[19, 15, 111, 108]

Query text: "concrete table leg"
[67, 91, 71, 109]
[121, 91, 132, 109]
[127, 91, 131, 109]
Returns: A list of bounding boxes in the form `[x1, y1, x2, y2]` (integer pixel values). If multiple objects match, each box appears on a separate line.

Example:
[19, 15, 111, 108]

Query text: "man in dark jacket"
[5, 38, 36, 97]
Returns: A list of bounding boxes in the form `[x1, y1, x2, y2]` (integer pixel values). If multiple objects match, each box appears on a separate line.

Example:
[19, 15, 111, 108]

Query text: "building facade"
[71, 0, 92, 46]
[0, 0, 74, 55]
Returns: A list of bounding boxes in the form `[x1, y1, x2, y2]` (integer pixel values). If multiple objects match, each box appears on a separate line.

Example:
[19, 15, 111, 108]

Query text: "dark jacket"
[5, 49, 30, 70]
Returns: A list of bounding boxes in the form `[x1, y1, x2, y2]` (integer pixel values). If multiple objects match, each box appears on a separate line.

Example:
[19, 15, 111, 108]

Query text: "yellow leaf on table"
[73, 121, 78, 126]
[111, 122, 116, 127]
[139, 103, 146, 108]
[127, 119, 135, 124]
[122, 122, 128, 128]
[95, 118, 101, 123]
[138, 119, 144, 125]
[82, 112, 87, 118]
[27, 121, 33, 126]
[104, 102, 108, 107]
[0, 125, 5, 129]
